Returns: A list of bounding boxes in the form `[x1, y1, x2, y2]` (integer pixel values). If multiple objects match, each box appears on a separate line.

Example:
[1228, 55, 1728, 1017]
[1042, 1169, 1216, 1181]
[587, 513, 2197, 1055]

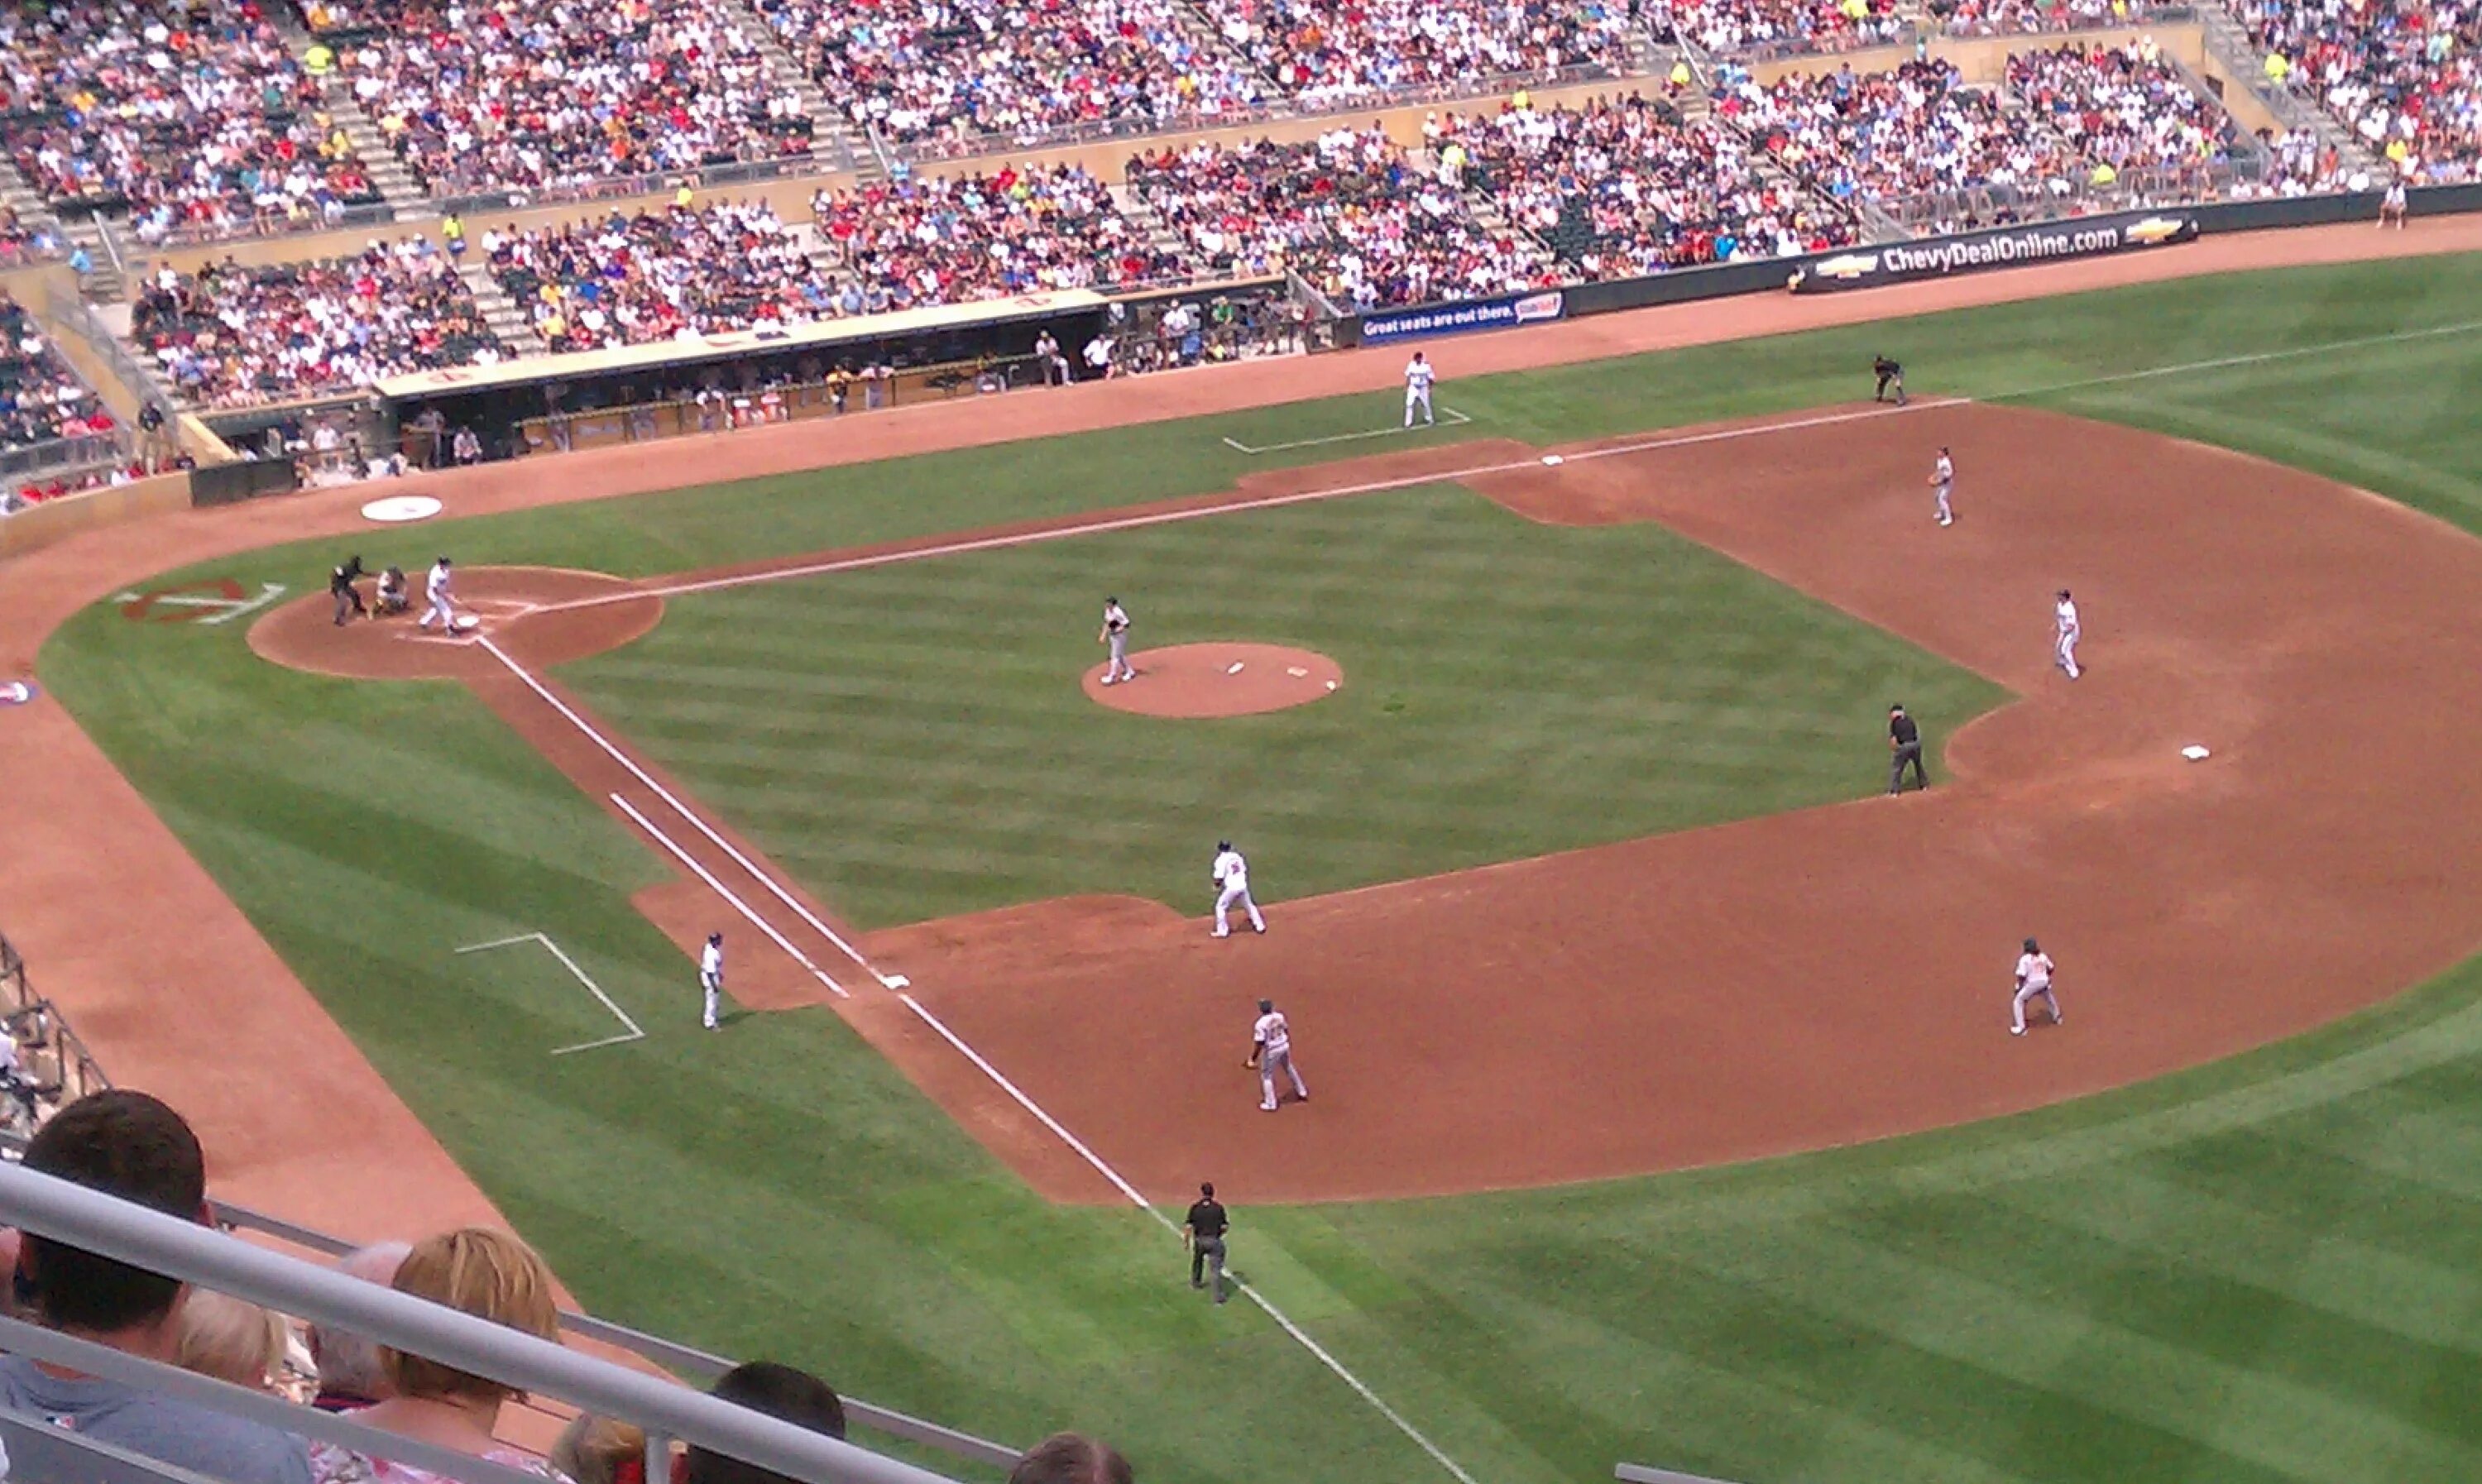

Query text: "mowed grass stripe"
[567, 484, 1999, 926]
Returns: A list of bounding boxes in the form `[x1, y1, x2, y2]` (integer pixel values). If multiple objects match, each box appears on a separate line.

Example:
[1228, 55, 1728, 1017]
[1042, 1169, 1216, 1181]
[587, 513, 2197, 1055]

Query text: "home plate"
[454, 615, 482, 633]
[1226, 662, 1245, 674]
[2181, 744, 2211, 761]
[1541, 454, 1565, 467]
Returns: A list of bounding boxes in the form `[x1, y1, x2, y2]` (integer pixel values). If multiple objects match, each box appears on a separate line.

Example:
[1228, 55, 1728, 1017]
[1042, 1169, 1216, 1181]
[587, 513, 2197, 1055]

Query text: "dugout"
[378, 292, 1128, 462]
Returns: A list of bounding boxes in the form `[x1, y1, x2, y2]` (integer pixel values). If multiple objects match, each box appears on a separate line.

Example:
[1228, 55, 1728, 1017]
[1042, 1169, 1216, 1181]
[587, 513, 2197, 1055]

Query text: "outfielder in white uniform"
[1929, 448, 1954, 527]
[1099, 597, 1134, 685]
[2010, 936, 2060, 1035]
[1210, 840, 1265, 938]
[1248, 997, 1309, 1111]
[700, 931, 725, 1030]
[2054, 589, 2082, 679]
[1403, 351, 1435, 428]
[417, 556, 458, 630]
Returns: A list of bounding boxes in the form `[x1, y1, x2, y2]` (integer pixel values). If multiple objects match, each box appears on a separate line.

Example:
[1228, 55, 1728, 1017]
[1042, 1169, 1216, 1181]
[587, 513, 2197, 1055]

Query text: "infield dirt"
[4, 218, 2480, 1233]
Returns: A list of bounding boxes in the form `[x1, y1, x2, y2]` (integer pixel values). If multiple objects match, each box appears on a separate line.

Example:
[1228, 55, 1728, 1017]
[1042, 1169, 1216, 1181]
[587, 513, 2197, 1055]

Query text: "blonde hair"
[552, 1413, 647, 1484]
[381, 1228, 561, 1403]
[174, 1290, 291, 1391]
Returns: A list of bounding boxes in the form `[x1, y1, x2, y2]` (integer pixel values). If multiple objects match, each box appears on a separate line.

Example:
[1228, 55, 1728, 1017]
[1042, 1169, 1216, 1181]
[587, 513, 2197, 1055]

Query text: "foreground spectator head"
[0, 1090, 314, 1484]
[381, 1227, 561, 1405]
[18, 1089, 207, 1337]
[685, 1362, 848, 1484]
[553, 1414, 646, 1484]
[174, 1289, 292, 1391]
[309, 1240, 411, 1410]
[1010, 1434, 1133, 1484]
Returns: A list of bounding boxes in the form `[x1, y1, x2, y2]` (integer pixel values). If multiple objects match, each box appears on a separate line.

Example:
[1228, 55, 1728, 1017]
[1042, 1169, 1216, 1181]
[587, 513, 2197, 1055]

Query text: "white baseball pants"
[702, 970, 721, 1029]
[1215, 883, 1264, 936]
[1405, 386, 1432, 426]
[2011, 981, 2059, 1032]
[2056, 629, 2081, 678]
[1260, 1048, 1308, 1110]
[419, 596, 455, 630]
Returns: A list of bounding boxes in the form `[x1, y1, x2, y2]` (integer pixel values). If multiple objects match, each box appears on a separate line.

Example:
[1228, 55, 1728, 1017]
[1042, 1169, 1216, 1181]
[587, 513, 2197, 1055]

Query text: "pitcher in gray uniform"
[1100, 596, 1135, 684]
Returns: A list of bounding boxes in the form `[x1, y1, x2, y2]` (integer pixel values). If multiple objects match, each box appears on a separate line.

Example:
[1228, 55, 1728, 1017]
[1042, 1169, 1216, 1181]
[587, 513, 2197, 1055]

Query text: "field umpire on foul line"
[1184, 1182, 1230, 1304]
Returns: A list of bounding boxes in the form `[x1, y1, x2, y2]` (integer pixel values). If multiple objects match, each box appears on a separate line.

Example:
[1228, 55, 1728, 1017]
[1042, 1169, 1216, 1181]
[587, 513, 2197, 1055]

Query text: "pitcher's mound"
[1086, 644, 1343, 717]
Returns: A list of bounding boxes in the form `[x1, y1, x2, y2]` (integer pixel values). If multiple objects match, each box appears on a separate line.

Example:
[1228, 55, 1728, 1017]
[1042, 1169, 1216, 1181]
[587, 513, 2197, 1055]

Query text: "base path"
[0, 219, 2474, 1231]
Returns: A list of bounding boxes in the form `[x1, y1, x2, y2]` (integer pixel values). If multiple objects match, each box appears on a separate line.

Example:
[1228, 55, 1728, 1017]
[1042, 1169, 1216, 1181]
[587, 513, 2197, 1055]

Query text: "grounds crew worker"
[1183, 1182, 1230, 1304]
[1888, 702, 1927, 794]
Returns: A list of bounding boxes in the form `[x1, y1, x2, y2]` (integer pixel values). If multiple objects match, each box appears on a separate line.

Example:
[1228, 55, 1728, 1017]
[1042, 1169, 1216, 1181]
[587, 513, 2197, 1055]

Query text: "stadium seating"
[812, 165, 1189, 312]
[2236, 0, 2482, 180]
[753, 0, 1267, 149]
[1432, 97, 1857, 275]
[1194, 0, 1637, 103]
[1, 292, 108, 450]
[2003, 41, 2239, 176]
[1649, 0, 1905, 59]
[1126, 126, 1558, 309]
[129, 237, 504, 406]
[0, 1, 383, 239]
[1717, 58, 2083, 206]
[331, 0, 816, 196]
[1931, 0, 2148, 36]
[485, 200, 838, 351]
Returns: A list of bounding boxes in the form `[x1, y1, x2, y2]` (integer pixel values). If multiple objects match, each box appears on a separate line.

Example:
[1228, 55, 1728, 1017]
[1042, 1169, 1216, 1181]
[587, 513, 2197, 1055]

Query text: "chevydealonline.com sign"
[1790, 211, 2201, 294]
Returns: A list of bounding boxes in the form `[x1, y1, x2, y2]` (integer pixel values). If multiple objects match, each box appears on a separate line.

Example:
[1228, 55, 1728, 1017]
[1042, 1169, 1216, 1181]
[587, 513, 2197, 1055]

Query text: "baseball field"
[18, 232, 2482, 1483]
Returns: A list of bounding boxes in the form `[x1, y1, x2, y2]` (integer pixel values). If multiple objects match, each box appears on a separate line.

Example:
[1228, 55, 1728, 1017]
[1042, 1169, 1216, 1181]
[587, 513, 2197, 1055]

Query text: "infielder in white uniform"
[416, 555, 458, 630]
[1403, 351, 1435, 428]
[700, 931, 725, 1030]
[2011, 936, 2061, 1035]
[1929, 447, 1954, 526]
[1210, 840, 1265, 937]
[1248, 997, 1309, 1111]
[1099, 597, 1134, 684]
[2054, 588, 2082, 679]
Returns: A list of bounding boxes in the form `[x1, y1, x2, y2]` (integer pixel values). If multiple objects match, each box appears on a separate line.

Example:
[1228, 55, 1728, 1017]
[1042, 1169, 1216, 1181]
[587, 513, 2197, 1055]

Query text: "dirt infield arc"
[2, 218, 2480, 1238]
[228, 399, 2482, 1206]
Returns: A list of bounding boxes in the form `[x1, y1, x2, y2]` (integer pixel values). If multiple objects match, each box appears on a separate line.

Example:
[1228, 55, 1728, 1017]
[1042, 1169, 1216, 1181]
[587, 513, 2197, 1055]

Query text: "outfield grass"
[37, 252, 2482, 1484]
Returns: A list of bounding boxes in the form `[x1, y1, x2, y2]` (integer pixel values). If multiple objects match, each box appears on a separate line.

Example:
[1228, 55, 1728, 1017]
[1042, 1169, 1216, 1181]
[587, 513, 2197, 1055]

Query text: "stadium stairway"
[264, 5, 426, 212]
[458, 264, 549, 358]
[2197, 2, 2382, 177]
[1110, 183, 1194, 263]
[722, 0, 885, 184]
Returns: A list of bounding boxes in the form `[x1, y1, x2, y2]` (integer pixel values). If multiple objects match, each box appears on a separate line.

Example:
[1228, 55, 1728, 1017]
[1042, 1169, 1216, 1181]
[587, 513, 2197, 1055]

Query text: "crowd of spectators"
[1718, 58, 2082, 205]
[331, 0, 815, 196]
[1198, 0, 1636, 103]
[0, 0, 383, 239]
[1648, 0, 1905, 58]
[1128, 125, 1555, 308]
[814, 165, 1188, 310]
[2004, 40, 2238, 179]
[1931, 0, 2153, 36]
[1, 293, 111, 451]
[2241, 0, 2482, 180]
[1430, 94, 1857, 276]
[756, 0, 1267, 148]
[483, 199, 839, 350]
[0, 1087, 1138, 1484]
[130, 237, 503, 406]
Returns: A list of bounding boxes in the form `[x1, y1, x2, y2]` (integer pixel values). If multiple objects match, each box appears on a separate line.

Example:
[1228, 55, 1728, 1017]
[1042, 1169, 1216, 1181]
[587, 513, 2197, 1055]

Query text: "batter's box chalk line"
[454, 931, 644, 1055]
[1221, 405, 1472, 455]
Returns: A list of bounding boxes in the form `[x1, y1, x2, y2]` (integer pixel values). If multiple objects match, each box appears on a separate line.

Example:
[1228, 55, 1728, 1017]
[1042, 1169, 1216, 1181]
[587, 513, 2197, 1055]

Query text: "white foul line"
[538, 398, 1962, 617]
[607, 793, 848, 998]
[896, 993, 1479, 1484]
[1990, 316, 2482, 401]
[1221, 405, 1473, 455]
[454, 931, 646, 1055]
[475, 634, 895, 989]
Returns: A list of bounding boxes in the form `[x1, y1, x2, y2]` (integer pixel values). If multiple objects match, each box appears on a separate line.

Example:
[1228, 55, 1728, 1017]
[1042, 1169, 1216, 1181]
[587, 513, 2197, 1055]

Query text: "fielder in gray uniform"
[1100, 596, 1135, 684]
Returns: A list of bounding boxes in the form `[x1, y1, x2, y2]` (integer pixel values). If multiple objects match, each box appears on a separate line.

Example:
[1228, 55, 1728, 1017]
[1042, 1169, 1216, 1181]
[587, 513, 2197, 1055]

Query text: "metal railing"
[40, 280, 180, 430]
[1932, 0, 2192, 38]
[0, 934, 113, 1119]
[0, 431, 125, 482]
[429, 144, 855, 217]
[0, 1160, 975, 1484]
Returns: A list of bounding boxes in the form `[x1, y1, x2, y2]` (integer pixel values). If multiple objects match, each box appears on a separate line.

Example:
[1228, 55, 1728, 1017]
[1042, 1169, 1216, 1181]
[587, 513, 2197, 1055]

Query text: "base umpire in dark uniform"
[1888, 702, 1927, 793]
[1183, 1182, 1230, 1304]
[1872, 354, 1906, 405]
